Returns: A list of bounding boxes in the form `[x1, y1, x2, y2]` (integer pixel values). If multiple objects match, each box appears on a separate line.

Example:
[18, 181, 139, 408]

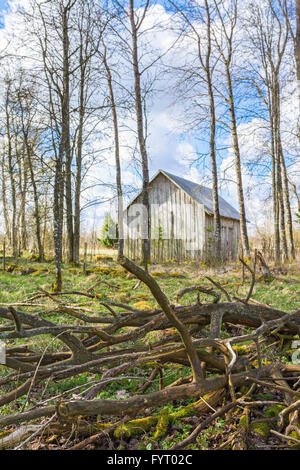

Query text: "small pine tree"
[98, 213, 118, 247]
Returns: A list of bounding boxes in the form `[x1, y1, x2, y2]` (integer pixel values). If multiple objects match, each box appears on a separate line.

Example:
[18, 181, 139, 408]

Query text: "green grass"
[0, 255, 299, 448]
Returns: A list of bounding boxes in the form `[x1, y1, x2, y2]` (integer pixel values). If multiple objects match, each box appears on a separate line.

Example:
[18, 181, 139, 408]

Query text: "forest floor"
[0, 252, 299, 450]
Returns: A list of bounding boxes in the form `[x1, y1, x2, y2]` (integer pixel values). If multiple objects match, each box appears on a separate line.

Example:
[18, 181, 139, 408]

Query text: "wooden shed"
[123, 170, 241, 262]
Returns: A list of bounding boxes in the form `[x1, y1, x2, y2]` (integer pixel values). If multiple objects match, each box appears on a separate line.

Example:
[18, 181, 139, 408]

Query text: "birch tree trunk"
[226, 67, 250, 259]
[213, 0, 250, 259]
[5, 84, 18, 258]
[204, 0, 221, 260]
[296, 0, 300, 117]
[279, 141, 295, 259]
[129, 0, 150, 270]
[22, 130, 44, 261]
[1, 151, 11, 245]
[102, 46, 124, 257]
[274, 80, 288, 261]
[62, 5, 74, 264]
[74, 41, 84, 266]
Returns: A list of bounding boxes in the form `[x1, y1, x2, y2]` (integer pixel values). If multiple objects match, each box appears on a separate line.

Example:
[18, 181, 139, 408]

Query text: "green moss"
[232, 345, 249, 356]
[256, 392, 274, 401]
[251, 422, 271, 437]
[151, 270, 185, 279]
[28, 254, 40, 261]
[152, 407, 170, 441]
[91, 266, 127, 278]
[287, 430, 300, 449]
[264, 405, 285, 418]
[94, 255, 113, 262]
[170, 394, 213, 420]
[111, 394, 215, 440]
[6, 264, 17, 273]
[114, 416, 157, 438]
[151, 271, 169, 278]
[239, 411, 250, 432]
[132, 301, 153, 311]
[30, 267, 48, 276]
[94, 422, 114, 431]
[171, 402, 197, 419]
[131, 293, 151, 301]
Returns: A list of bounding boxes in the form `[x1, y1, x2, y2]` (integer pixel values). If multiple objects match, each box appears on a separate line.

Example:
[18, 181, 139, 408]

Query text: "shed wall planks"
[124, 172, 240, 262]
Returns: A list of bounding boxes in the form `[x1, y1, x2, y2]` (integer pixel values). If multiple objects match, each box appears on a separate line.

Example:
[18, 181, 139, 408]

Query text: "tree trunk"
[74, 42, 84, 266]
[16, 143, 28, 252]
[53, 141, 64, 292]
[102, 47, 124, 257]
[24, 134, 44, 261]
[296, 0, 300, 126]
[225, 67, 250, 259]
[269, 96, 281, 264]
[5, 87, 18, 258]
[62, 6, 74, 264]
[279, 143, 295, 260]
[204, 0, 221, 261]
[129, 0, 150, 270]
[1, 152, 11, 245]
[274, 80, 288, 261]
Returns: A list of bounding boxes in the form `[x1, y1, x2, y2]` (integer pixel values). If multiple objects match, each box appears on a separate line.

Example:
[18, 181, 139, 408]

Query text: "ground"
[0, 250, 299, 450]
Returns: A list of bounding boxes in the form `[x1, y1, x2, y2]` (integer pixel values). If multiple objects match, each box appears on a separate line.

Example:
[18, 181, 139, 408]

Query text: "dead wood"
[0, 258, 299, 450]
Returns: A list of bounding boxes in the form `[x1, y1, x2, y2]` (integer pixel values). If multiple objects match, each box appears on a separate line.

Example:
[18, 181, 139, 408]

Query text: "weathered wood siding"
[204, 214, 241, 261]
[124, 172, 240, 262]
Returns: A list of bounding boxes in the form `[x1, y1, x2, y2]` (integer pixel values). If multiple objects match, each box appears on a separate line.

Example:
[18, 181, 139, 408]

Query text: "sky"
[0, 1, 8, 27]
[0, 0, 299, 236]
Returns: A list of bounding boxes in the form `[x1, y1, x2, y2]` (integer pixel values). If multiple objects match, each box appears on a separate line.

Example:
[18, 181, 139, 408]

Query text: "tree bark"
[5, 82, 18, 258]
[1, 151, 11, 245]
[62, 5, 74, 264]
[74, 40, 85, 266]
[279, 143, 295, 259]
[204, 0, 221, 260]
[274, 80, 288, 261]
[102, 46, 124, 257]
[296, 0, 300, 120]
[23, 132, 44, 261]
[226, 67, 250, 259]
[129, 0, 150, 270]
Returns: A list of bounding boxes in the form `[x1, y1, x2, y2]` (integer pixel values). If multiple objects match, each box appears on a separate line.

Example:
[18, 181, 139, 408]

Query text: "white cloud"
[0, 0, 298, 238]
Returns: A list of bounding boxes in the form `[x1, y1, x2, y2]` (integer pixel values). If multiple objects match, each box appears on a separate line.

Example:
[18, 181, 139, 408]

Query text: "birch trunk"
[102, 47, 124, 257]
[129, 0, 150, 270]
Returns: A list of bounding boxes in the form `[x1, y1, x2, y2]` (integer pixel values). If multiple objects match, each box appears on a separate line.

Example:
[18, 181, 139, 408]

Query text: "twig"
[270, 429, 300, 445]
[67, 415, 132, 450]
[170, 401, 237, 450]
[14, 414, 56, 450]
[206, 277, 232, 302]
[245, 376, 300, 398]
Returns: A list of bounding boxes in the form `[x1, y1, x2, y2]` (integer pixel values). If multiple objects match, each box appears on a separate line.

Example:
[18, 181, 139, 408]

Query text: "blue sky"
[0, 0, 8, 27]
[0, 0, 298, 233]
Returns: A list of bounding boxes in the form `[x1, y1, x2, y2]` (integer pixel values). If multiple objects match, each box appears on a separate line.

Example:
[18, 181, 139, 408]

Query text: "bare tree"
[32, 0, 78, 289]
[244, 0, 295, 262]
[170, 0, 222, 260]
[73, 0, 99, 265]
[17, 80, 45, 261]
[101, 41, 124, 256]
[3, 78, 18, 258]
[212, 0, 250, 259]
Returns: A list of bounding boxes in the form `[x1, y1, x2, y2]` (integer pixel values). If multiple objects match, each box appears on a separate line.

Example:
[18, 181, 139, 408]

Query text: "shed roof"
[162, 170, 240, 221]
[126, 169, 241, 221]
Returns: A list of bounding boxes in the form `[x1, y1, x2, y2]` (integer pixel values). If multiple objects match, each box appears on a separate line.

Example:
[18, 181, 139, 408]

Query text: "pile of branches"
[0, 255, 299, 450]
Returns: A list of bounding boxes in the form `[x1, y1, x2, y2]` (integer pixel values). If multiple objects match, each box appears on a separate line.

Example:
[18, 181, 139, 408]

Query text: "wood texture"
[124, 172, 240, 262]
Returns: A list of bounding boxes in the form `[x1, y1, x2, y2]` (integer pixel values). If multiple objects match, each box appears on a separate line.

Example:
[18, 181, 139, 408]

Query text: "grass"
[0, 252, 299, 448]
